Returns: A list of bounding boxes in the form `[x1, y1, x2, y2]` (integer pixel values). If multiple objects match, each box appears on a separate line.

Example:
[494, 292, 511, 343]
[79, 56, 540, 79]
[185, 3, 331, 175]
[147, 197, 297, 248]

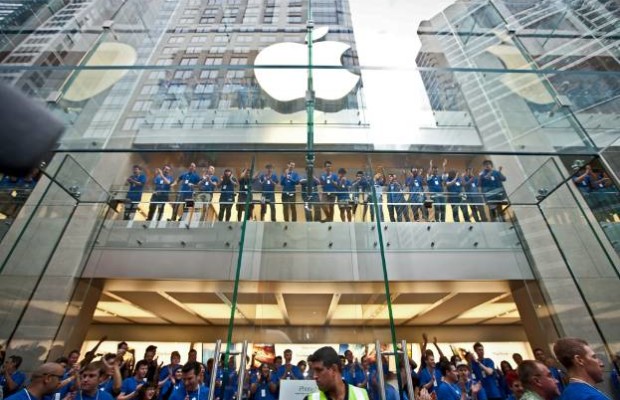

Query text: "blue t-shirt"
[6, 389, 39, 400]
[406, 175, 424, 193]
[321, 172, 338, 193]
[1, 371, 27, 396]
[436, 381, 462, 400]
[98, 377, 116, 396]
[342, 363, 365, 386]
[385, 384, 401, 400]
[560, 382, 609, 400]
[471, 359, 501, 398]
[387, 182, 406, 204]
[199, 175, 219, 193]
[280, 172, 300, 194]
[127, 173, 147, 202]
[276, 364, 304, 380]
[335, 178, 352, 201]
[418, 367, 442, 393]
[120, 377, 145, 396]
[427, 175, 444, 193]
[169, 384, 209, 400]
[465, 380, 487, 400]
[158, 381, 183, 400]
[219, 178, 237, 202]
[177, 171, 200, 195]
[250, 375, 277, 400]
[479, 170, 505, 193]
[75, 390, 115, 400]
[154, 174, 173, 193]
[446, 177, 464, 194]
[259, 173, 278, 197]
[573, 174, 592, 193]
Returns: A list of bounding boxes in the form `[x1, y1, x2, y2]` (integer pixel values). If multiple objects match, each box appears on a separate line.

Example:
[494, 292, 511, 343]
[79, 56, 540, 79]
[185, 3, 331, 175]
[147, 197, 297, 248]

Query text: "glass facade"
[0, 0, 619, 398]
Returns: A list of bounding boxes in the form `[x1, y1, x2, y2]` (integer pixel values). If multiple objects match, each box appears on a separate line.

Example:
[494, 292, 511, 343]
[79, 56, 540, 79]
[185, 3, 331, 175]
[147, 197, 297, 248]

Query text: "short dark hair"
[135, 360, 149, 371]
[265, 164, 273, 169]
[104, 353, 117, 363]
[182, 361, 202, 376]
[356, 171, 364, 176]
[338, 168, 346, 174]
[189, 348, 197, 354]
[553, 338, 588, 370]
[533, 348, 544, 354]
[83, 361, 106, 376]
[55, 356, 69, 364]
[324, 161, 332, 167]
[308, 346, 340, 371]
[284, 349, 292, 354]
[482, 160, 493, 166]
[171, 351, 181, 359]
[518, 360, 544, 389]
[69, 349, 80, 357]
[439, 360, 453, 377]
[133, 165, 141, 170]
[10, 355, 23, 368]
[117, 341, 128, 349]
[145, 345, 157, 353]
[473, 342, 483, 350]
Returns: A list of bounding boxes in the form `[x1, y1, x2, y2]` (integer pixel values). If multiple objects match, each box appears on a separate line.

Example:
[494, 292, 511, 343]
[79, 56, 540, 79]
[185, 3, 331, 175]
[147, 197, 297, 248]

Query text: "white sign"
[279, 380, 319, 400]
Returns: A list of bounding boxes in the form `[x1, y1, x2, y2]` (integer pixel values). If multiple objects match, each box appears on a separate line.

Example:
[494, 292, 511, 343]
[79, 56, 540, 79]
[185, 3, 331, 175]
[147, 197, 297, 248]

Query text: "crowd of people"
[1, 336, 617, 400]
[571, 164, 619, 222]
[121, 159, 509, 224]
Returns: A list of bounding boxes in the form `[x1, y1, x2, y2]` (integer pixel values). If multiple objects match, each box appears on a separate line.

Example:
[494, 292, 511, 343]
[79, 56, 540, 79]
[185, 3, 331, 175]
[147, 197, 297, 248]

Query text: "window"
[174, 70, 193, 79]
[200, 70, 219, 79]
[230, 57, 247, 65]
[222, 16, 236, 24]
[214, 35, 228, 42]
[195, 83, 215, 94]
[184, 8, 199, 14]
[186, 47, 202, 54]
[209, 46, 226, 54]
[122, 117, 145, 130]
[200, 16, 216, 24]
[141, 85, 159, 95]
[180, 57, 198, 65]
[156, 58, 174, 66]
[162, 47, 178, 54]
[132, 101, 152, 112]
[242, 16, 257, 23]
[205, 57, 223, 65]
[226, 70, 245, 79]
[179, 18, 194, 24]
[190, 99, 212, 110]
[204, 8, 219, 15]
[260, 36, 276, 42]
[191, 36, 208, 43]
[169, 37, 184, 43]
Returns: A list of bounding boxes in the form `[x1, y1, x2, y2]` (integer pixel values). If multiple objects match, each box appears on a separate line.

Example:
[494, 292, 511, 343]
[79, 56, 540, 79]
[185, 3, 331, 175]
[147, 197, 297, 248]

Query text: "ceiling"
[92, 279, 521, 328]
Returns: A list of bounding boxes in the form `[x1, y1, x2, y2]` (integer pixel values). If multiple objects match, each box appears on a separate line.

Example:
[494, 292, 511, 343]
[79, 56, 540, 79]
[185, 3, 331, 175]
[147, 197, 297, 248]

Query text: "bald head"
[29, 363, 65, 396]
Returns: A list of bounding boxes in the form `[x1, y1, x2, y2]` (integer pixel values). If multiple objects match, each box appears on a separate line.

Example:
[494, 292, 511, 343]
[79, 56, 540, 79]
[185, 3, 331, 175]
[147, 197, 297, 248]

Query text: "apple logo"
[254, 26, 360, 104]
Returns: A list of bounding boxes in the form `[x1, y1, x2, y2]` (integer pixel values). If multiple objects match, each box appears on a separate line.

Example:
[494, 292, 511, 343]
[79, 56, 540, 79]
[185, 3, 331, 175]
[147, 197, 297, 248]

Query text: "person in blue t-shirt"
[572, 165, 593, 195]
[124, 165, 147, 220]
[320, 161, 339, 222]
[418, 354, 442, 394]
[427, 159, 447, 222]
[276, 349, 304, 381]
[553, 338, 609, 400]
[436, 361, 481, 400]
[335, 168, 353, 222]
[280, 161, 300, 222]
[456, 361, 487, 400]
[406, 167, 428, 222]
[470, 343, 502, 400]
[342, 350, 365, 388]
[236, 168, 254, 222]
[172, 163, 200, 222]
[218, 169, 238, 222]
[351, 171, 371, 221]
[385, 173, 409, 222]
[159, 352, 182, 383]
[478, 160, 506, 222]
[1, 355, 27, 397]
[250, 364, 277, 400]
[6, 362, 64, 400]
[118, 360, 149, 400]
[147, 166, 173, 221]
[446, 170, 470, 223]
[300, 175, 321, 222]
[158, 367, 182, 400]
[463, 167, 485, 222]
[75, 362, 115, 400]
[169, 362, 209, 400]
[196, 166, 219, 222]
[257, 164, 278, 222]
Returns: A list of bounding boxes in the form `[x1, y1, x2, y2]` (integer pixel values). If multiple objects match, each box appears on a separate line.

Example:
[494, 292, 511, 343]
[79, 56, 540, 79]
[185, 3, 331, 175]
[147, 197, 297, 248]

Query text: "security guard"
[306, 347, 369, 400]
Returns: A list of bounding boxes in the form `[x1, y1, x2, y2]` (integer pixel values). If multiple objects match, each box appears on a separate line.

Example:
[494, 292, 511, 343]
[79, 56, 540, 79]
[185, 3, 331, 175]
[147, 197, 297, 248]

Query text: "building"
[0, 0, 618, 396]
